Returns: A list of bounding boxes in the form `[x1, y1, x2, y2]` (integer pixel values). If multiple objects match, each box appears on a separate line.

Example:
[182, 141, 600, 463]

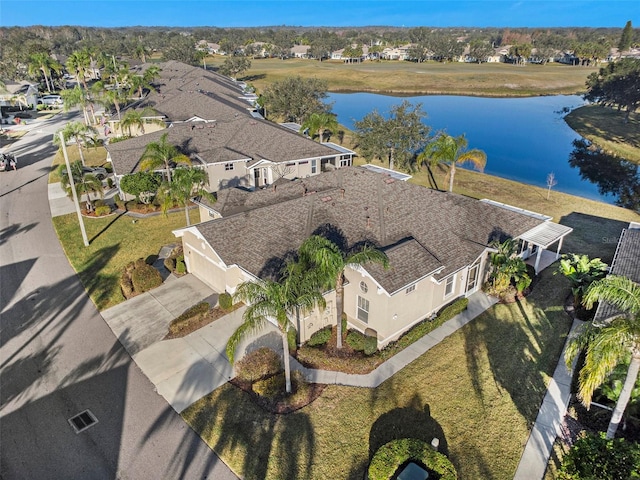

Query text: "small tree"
[119, 171, 161, 204]
[488, 238, 532, 297]
[218, 56, 252, 80]
[546, 172, 557, 200]
[556, 254, 608, 306]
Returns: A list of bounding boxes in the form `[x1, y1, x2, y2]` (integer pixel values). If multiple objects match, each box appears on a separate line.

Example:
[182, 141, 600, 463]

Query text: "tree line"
[2, 23, 638, 81]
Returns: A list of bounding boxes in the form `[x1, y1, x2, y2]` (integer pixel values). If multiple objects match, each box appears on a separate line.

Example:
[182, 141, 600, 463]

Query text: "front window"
[357, 296, 369, 323]
[445, 276, 455, 297]
[225, 163, 234, 171]
[311, 159, 317, 174]
[406, 284, 416, 294]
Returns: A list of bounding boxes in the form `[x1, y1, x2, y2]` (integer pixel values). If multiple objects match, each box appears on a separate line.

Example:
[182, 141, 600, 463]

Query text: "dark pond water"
[327, 92, 640, 211]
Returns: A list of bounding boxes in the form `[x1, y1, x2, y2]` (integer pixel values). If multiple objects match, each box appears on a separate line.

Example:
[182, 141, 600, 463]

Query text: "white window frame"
[357, 295, 369, 323]
[311, 159, 317, 174]
[225, 163, 234, 171]
[405, 284, 416, 294]
[444, 275, 455, 298]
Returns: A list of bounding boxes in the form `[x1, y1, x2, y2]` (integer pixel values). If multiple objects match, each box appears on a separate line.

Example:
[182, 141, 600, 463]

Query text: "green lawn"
[565, 104, 640, 163]
[182, 268, 574, 480]
[48, 145, 109, 183]
[52, 209, 198, 310]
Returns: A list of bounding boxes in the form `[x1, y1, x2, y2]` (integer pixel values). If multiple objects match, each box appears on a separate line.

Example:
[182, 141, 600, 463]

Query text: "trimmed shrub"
[120, 272, 134, 299]
[437, 297, 469, 322]
[307, 327, 332, 347]
[253, 373, 285, 398]
[368, 438, 457, 480]
[347, 330, 366, 351]
[94, 205, 111, 216]
[93, 199, 106, 207]
[559, 432, 640, 480]
[175, 257, 186, 274]
[364, 335, 378, 355]
[347, 330, 379, 356]
[131, 261, 162, 293]
[107, 177, 114, 188]
[218, 291, 233, 311]
[236, 347, 282, 382]
[164, 256, 176, 272]
[168, 301, 211, 336]
[114, 194, 125, 210]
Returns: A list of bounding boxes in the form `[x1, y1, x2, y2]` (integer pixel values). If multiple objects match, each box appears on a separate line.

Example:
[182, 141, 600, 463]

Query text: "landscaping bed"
[164, 301, 243, 340]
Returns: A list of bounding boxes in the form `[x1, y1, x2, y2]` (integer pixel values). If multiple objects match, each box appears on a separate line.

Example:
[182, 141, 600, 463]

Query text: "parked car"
[82, 166, 107, 180]
[58, 165, 107, 180]
[37, 95, 63, 106]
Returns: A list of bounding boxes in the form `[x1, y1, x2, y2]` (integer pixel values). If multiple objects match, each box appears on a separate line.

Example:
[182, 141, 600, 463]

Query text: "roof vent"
[384, 178, 395, 184]
[321, 196, 332, 202]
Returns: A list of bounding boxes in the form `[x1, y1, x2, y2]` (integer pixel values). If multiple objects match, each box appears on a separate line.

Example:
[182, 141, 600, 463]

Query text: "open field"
[207, 56, 598, 97]
[565, 104, 640, 163]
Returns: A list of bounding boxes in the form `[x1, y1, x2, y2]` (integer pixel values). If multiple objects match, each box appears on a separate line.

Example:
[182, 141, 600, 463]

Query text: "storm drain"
[68, 410, 98, 433]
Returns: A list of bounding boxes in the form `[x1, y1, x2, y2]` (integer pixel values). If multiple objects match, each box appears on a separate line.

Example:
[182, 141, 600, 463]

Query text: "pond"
[327, 92, 640, 211]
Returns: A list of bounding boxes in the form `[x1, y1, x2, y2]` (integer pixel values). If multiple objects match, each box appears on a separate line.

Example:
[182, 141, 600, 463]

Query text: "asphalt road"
[0, 113, 238, 480]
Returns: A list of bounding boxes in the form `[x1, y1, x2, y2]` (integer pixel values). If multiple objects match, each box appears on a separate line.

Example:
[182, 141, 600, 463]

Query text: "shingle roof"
[595, 228, 640, 322]
[192, 167, 545, 293]
[106, 117, 342, 175]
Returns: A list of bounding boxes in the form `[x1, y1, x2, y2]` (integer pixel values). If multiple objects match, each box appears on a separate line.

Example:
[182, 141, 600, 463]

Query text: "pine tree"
[619, 20, 633, 53]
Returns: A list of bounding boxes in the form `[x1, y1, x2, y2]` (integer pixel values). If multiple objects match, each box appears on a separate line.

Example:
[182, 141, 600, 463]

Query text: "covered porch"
[519, 222, 574, 274]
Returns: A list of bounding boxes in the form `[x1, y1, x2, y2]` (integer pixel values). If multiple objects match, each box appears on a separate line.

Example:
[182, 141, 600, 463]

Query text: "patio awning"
[518, 222, 573, 248]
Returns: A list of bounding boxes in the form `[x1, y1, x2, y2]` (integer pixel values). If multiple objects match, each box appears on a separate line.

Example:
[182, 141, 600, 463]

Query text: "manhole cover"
[68, 410, 98, 433]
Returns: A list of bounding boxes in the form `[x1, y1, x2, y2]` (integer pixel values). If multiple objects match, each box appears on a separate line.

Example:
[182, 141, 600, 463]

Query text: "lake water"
[327, 92, 639, 209]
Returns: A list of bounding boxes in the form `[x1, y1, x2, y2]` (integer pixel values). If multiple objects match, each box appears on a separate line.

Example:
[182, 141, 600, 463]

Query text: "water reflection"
[568, 139, 640, 212]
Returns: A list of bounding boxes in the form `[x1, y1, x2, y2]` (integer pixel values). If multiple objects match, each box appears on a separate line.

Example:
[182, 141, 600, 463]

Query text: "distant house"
[0, 82, 39, 109]
[174, 166, 572, 347]
[196, 41, 221, 55]
[290, 45, 311, 58]
[381, 44, 412, 61]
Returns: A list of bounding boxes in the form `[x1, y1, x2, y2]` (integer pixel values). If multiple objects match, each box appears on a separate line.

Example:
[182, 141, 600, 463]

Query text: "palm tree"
[300, 112, 339, 143]
[54, 122, 98, 166]
[60, 85, 92, 125]
[299, 235, 389, 349]
[565, 275, 640, 439]
[139, 132, 191, 183]
[128, 65, 160, 99]
[92, 81, 127, 123]
[419, 133, 487, 192]
[156, 167, 215, 226]
[228, 271, 325, 393]
[120, 108, 164, 137]
[28, 53, 62, 93]
[66, 50, 91, 91]
[56, 160, 103, 211]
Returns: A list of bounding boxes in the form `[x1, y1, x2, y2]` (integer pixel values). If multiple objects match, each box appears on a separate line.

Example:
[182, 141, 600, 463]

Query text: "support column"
[556, 237, 564, 260]
[534, 247, 542, 274]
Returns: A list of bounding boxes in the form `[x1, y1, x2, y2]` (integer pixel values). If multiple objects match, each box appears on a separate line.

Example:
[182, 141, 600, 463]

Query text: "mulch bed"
[164, 303, 243, 340]
[229, 376, 326, 414]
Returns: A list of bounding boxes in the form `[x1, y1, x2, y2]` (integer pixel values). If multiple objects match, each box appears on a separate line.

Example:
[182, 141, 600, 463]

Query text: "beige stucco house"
[105, 61, 356, 197]
[173, 166, 572, 348]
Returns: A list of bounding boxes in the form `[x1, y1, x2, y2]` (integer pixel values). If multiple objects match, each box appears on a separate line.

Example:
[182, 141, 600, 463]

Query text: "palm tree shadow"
[369, 395, 449, 459]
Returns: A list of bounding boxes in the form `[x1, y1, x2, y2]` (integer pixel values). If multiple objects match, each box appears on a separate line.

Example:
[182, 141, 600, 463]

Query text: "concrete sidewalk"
[514, 317, 582, 480]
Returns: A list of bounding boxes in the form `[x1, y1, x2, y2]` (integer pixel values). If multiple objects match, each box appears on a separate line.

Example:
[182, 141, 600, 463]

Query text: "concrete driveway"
[102, 274, 281, 413]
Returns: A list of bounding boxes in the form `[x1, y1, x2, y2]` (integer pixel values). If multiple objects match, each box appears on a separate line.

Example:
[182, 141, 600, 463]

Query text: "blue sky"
[1, 0, 637, 28]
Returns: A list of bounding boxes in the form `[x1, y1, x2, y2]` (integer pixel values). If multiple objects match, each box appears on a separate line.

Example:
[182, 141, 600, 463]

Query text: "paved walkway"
[514, 317, 582, 479]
